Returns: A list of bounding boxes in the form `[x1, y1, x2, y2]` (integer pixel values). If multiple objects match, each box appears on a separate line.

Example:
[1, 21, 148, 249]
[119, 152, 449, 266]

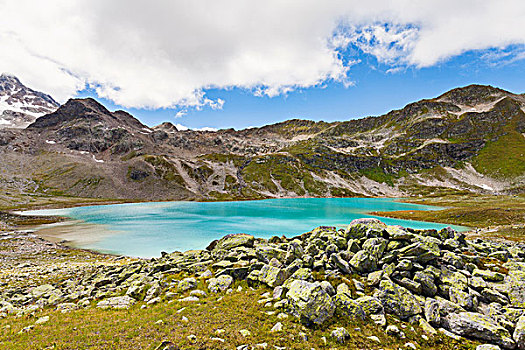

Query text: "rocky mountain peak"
[28, 98, 147, 131]
[0, 73, 59, 129]
[436, 84, 511, 106]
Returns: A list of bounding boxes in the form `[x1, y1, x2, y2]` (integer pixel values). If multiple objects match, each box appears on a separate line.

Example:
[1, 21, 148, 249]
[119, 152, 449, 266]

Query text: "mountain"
[0, 84, 523, 207]
[0, 74, 59, 129]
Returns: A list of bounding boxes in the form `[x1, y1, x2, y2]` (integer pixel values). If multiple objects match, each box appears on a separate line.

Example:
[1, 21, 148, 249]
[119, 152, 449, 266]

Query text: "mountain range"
[0, 75, 523, 207]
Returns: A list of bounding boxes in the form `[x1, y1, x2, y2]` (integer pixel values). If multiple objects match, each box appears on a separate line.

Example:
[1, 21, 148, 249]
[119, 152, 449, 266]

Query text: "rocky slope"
[0, 74, 59, 129]
[0, 83, 523, 206]
[3, 219, 525, 349]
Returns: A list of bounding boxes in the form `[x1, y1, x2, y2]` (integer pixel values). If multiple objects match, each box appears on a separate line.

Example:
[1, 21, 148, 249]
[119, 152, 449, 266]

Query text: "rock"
[35, 316, 50, 325]
[126, 283, 146, 300]
[155, 341, 175, 350]
[413, 271, 437, 297]
[239, 329, 251, 337]
[208, 275, 233, 293]
[319, 281, 336, 296]
[97, 296, 136, 309]
[444, 312, 515, 349]
[258, 265, 288, 288]
[362, 237, 387, 260]
[424, 298, 441, 326]
[178, 277, 197, 292]
[449, 287, 475, 310]
[419, 318, 437, 335]
[31, 284, 55, 298]
[349, 250, 377, 273]
[386, 325, 405, 338]
[355, 296, 384, 316]
[331, 327, 350, 343]
[367, 270, 383, 286]
[214, 234, 254, 251]
[377, 279, 422, 320]
[273, 286, 284, 300]
[270, 322, 283, 332]
[513, 315, 525, 349]
[286, 280, 335, 325]
[473, 269, 505, 282]
[179, 296, 199, 302]
[507, 270, 525, 307]
[397, 277, 422, 294]
[56, 302, 79, 313]
[330, 253, 352, 275]
[476, 345, 501, 350]
[441, 268, 469, 291]
[367, 335, 381, 343]
[335, 292, 365, 320]
[345, 218, 387, 239]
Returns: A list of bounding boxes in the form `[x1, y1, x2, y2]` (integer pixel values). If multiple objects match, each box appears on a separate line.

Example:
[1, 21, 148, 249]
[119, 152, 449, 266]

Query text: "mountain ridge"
[0, 81, 523, 207]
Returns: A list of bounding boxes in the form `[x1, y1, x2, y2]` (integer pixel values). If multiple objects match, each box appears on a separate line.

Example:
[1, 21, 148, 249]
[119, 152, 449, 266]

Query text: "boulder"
[424, 298, 441, 326]
[345, 218, 387, 239]
[473, 269, 505, 282]
[349, 250, 377, 273]
[506, 270, 525, 307]
[334, 292, 365, 320]
[514, 315, 525, 349]
[444, 312, 515, 349]
[213, 234, 254, 251]
[97, 296, 136, 310]
[376, 279, 422, 320]
[178, 277, 197, 292]
[259, 264, 288, 288]
[286, 280, 335, 325]
[331, 327, 350, 344]
[355, 296, 384, 316]
[208, 275, 233, 293]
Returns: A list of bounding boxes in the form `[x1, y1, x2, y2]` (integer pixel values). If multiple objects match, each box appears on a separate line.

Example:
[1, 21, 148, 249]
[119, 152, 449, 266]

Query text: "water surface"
[22, 198, 466, 257]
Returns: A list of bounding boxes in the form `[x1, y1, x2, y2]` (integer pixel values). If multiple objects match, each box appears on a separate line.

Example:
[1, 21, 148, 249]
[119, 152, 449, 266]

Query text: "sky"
[1, 1, 525, 130]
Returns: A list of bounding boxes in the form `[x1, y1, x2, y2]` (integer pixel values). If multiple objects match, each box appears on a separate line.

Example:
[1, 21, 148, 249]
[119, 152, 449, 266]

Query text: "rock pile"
[2, 218, 525, 349]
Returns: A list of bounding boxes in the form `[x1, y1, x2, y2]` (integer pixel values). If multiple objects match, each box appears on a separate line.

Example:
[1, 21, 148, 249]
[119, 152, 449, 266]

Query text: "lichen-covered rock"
[334, 292, 365, 320]
[355, 296, 384, 316]
[444, 312, 515, 349]
[425, 298, 441, 326]
[413, 271, 437, 297]
[345, 218, 387, 239]
[286, 280, 335, 325]
[208, 275, 233, 293]
[376, 279, 422, 320]
[362, 237, 387, 260]
[178, 277, 197, 292]
[258, 264, 288, 288]
[506, 270, 525, 308]
[441, 268, 469, 291]
[473, 269, 505, 282]
[514, 315, 525, 349]
[449, 287, 476, 310]
[97, 296, 136, 309]
[213, 234, 254, 251]
[330, 253, 352, 275]
[349, 250, 377, 273]
[331, 327, 350, 343]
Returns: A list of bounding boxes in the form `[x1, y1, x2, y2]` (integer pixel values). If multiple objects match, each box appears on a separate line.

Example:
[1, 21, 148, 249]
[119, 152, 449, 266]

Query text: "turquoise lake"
[23, 198, 467, 257]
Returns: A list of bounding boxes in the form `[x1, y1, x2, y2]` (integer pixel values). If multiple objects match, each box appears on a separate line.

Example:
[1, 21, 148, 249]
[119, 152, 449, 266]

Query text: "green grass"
[472, 130, 525, 178]
[0, 279, 478, 350]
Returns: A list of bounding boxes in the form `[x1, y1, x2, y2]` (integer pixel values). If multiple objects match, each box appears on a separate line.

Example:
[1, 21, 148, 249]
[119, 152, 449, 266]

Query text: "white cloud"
[175, 110, 187, 118]
[173, 123, 217, 132]
[1, 0, 524, 108]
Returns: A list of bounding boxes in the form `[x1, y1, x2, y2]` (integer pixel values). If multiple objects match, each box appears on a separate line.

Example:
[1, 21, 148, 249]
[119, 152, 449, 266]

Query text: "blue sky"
[77, 47, 525, 130]
[4, 1, 525, 130]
